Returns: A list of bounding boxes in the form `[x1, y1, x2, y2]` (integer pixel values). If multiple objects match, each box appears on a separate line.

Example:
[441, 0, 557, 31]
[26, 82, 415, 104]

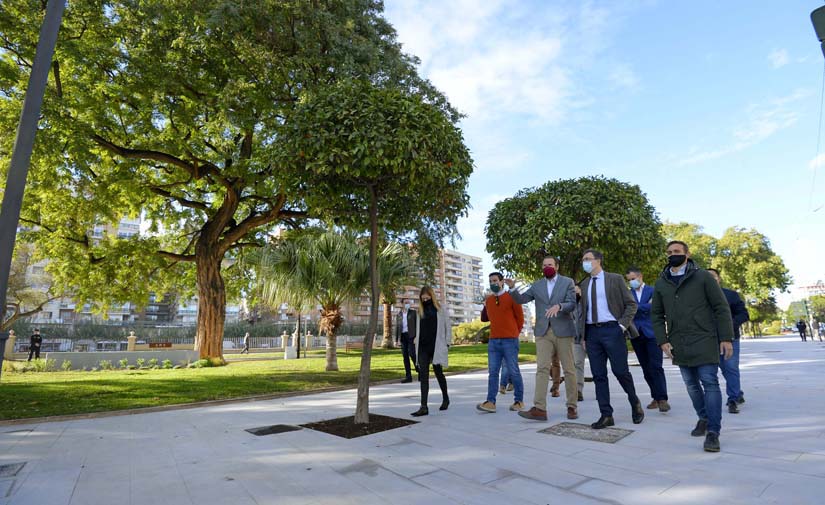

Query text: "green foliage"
[188, 359, 215, 369]
[135, 358, 146, 368]
[98, 360, 114, 371]
[663, 222, 791, 306]
[0, 0, 449, 357]
[118, 358, 129, 369]
[148, 358, 159, 368]
[486, 177, 664, 280]
[809, 295, 825, 321]
[60, 360, 73, 371]
[452, 320, 491, 344]
[763, 320, 782, 335]
[162, 359, 173, 369]
[276, 79, 473, 273]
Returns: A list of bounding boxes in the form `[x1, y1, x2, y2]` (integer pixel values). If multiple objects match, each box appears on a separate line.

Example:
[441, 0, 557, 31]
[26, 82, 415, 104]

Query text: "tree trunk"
[320, 306, 342, 371]
[194, 248, 226, 363]
[355, 186, 380, 424]
[381, 298, 394, 349]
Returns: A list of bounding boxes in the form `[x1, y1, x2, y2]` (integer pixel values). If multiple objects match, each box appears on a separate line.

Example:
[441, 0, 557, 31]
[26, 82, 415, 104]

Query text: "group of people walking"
[398, 240, 751, 453]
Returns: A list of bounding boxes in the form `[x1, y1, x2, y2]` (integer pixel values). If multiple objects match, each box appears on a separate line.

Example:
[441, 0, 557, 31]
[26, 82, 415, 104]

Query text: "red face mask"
[543, 266, 556, 279]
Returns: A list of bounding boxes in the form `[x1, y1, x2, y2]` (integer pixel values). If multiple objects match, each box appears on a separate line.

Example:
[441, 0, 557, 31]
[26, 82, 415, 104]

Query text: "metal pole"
[0, 0, 66, 378]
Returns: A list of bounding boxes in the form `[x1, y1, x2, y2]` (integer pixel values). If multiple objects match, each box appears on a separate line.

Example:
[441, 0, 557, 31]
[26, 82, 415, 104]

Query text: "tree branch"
[148, 185, 209, 211]
[158, 250, 196, 262]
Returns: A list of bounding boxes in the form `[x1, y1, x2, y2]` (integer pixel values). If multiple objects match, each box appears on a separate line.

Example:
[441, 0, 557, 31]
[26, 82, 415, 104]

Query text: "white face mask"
[582, 261, 593, 273]
[403, 304, 410, 310]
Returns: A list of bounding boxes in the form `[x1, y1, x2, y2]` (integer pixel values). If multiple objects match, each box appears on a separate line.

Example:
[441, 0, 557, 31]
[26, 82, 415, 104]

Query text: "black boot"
[439, 398, 450, 411]
[691, 419, 708, 437]
[411, 406, 429, 417]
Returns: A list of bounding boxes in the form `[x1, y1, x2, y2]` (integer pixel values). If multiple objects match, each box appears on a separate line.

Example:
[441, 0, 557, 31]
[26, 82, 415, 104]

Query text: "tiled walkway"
[1, 336, 824, 504]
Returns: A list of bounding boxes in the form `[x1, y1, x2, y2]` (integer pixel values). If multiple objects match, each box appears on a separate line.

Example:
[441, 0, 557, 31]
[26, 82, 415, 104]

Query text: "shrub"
[30, 359, 57, 372]
[452, 320, 491, 344]
[119, 358, 129, 369]
[148, 358, 159, 368]
[61, 360, 73, 371]
[188, 358, 214, 368]
[136, 358, 146, 368]
[98, 360, 114, 371]
[162, 359, 173, 369]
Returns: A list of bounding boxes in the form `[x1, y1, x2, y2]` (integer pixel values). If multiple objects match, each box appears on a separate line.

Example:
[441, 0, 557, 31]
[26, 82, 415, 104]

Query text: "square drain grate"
[0, 462, 25, 478]
[538, 422, 633, 444]
[245, 424, 303, 436]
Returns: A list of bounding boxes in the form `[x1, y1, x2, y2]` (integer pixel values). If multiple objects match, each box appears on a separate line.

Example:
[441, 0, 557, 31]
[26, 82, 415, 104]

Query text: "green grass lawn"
[0, 343, 535, 421]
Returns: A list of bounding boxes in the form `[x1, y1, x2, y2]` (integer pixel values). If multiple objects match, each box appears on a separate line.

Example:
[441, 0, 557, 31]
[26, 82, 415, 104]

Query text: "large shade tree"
[277, 79, 473, 423]
[0, 0, 450, 360]
[486, 177, 665, 281]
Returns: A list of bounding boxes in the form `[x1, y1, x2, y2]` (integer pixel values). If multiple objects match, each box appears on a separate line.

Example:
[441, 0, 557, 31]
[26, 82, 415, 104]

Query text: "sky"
[383, 0, 825, 308]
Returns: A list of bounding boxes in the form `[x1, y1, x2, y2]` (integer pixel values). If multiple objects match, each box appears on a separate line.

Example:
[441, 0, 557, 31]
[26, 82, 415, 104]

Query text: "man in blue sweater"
[707, 269, 750, 414]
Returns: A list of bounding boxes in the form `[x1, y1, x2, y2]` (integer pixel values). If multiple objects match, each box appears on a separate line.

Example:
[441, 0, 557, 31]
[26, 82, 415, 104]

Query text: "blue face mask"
[582, 261, 593, 273]
[629, 279, 640, 289]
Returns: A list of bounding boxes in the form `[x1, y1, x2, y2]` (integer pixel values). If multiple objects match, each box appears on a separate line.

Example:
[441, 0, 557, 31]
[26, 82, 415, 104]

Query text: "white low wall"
[44, 351, 199, 370]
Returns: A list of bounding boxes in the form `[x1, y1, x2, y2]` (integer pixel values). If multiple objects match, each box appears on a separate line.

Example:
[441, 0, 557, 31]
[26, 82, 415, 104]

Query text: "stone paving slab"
[1, 336, 824, 504]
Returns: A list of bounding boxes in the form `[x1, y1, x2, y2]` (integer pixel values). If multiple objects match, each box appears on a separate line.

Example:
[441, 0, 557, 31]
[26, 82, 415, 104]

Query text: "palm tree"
[378, 243, 417, 348]
[247, 229, 413, 371]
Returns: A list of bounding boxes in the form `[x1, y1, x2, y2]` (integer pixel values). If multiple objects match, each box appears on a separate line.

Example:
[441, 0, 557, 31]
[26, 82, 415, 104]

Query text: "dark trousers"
[586, 322, 639, 417]
[400, 333, 417, 379]
[630, 336, 668, 401]
[27, 347, 40, 361]
[417, 348, 448, 406]
[800, 329, 807, 341]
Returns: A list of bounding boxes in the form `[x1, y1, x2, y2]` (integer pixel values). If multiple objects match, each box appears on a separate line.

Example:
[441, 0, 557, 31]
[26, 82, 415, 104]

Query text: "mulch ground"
[301, 414, 418, 439]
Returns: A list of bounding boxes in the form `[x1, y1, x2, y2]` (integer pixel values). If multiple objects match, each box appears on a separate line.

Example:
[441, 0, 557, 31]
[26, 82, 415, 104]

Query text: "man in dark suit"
[27, 328, 42, 361]
[707, 268, 750, 414]
[506, 255, 579, 421]
[579, 249, 644, 429]
[626, 266, 669, 412]
[395, 298, 418, 383]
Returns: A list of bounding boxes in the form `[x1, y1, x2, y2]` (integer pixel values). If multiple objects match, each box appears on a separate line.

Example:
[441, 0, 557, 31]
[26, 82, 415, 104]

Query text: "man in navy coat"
[707, 269, 750, 413]
[626, 267, 669, 412]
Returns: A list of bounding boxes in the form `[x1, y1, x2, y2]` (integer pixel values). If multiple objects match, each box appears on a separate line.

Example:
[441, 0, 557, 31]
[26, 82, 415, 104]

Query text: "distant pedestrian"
[625, 266, 670, 412]
[651, 241, 734, 452]
[478, 272, 525, 413]
[27, 328, 42, 361]
[797, 320, 808, 342]
[241, 332, 250, 354]
[707, 268, 750, 414]
[411, 286, 451, 417]
[396, 298, 419, 383]
[818, 321, 825, 342]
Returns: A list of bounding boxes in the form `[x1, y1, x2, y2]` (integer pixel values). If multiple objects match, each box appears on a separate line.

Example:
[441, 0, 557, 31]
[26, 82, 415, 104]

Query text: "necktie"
[591, 277, 598, 323]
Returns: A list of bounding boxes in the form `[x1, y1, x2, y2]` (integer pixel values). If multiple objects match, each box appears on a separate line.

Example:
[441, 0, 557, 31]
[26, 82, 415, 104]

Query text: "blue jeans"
[719, 338, 742, 404]
[586, 322, 639, 417]
[630, 336, 668, 401]
[499, 341, 519, 387]
[679, 364, 722, 434]
[487, 338, 523, 403]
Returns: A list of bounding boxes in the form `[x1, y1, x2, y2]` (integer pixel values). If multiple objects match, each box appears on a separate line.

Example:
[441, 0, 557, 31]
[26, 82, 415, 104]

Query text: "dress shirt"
[586, 271, 617, 325]
[635, 283, 645, 301]
[545, 276, 557, 301]
[401, 310, 409, 333]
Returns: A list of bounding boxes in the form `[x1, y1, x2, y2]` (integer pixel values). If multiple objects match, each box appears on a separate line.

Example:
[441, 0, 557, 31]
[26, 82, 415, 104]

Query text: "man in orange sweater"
[477, 272, 525, 413]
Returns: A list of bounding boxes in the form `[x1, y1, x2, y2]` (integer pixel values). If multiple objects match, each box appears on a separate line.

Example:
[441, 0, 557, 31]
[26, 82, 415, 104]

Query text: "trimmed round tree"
[277, 79, 473, 424]
[486, 177, 664, 281]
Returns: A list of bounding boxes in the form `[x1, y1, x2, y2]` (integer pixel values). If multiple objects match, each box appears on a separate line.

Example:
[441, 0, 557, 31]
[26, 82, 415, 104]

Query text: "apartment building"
[346, 248, 484, 327]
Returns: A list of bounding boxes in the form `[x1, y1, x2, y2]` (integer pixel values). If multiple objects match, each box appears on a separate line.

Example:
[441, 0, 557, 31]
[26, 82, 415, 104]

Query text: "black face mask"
[667, 255, 687, 268]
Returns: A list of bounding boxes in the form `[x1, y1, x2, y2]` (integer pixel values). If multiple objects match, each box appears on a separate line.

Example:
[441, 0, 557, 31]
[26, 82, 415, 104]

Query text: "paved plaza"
[1, 335, 824, 505]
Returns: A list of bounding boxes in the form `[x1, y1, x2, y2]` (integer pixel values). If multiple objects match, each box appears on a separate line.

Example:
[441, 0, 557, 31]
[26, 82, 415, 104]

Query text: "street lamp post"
[0, 0, 65, 378]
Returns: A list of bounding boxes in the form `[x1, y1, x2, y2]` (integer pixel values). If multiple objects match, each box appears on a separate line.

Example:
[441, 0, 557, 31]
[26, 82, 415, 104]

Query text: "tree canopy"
[0, 0, 452, 359]
[485, 176, 664, 281]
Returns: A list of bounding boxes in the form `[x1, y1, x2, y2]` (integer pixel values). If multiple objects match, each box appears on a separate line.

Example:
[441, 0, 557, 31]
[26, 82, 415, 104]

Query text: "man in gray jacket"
[506, 255, 579, 421]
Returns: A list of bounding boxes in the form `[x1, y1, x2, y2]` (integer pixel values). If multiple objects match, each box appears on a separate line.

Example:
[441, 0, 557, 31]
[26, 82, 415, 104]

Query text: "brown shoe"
[476, 401, 496, 413]
[567, 406, 578, 419]
[551, 388, 560, 398]
[510, 401, 525, 412]
[658, 400, 671, 412]
[518, 406, 548, 421]
[646, 400, 659, 409]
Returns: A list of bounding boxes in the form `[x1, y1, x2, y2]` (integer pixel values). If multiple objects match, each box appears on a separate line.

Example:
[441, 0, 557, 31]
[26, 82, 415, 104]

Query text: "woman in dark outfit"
[411, 286, 451, 417]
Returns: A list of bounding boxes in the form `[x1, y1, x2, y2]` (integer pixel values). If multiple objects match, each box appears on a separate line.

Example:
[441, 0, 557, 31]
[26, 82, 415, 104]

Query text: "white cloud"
[676, 91, 807, 166]
[808, 153, 825, 171]
[768, 48, 789, 69]
[385, 1, 633, 126]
